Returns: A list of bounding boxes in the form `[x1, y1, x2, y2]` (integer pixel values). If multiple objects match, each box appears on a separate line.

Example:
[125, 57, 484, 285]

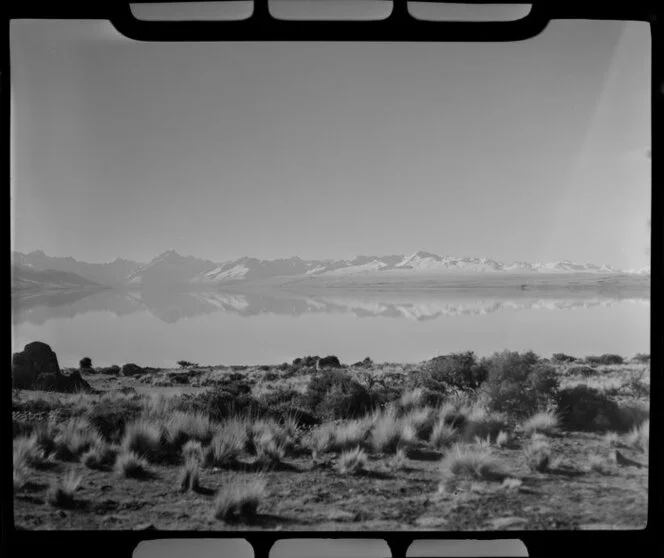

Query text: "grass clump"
[53, 418, 102, 462]
[14, 435, 47, 469]
[524, 437, 552, 472]
[205, 421, 247, 467]
[585, 354, 624, 366]
[47, 470, 82, 508]
[429, 419, 458, 449]
[370, 407, 415, 454]
[114, 451, 151, 479]
[625, 419, 649, 453]
[337, 446, 367, 475]
[439, 444, 509, 487]
[182, 440, 205, 464]
[81, 442, 118, 470]
[495, 430, 510, 448]
[213, 477, 267, 522]
[521, 410, 559, 435]
[121, 419, 163, 463]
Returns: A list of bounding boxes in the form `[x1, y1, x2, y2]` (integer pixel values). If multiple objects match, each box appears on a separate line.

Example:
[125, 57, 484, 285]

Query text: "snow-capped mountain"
[11, 249, 648, 291]
[12, 250, 143, 286]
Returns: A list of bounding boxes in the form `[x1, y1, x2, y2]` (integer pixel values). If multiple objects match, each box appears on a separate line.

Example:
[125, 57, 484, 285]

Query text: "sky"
[10, 14, 651, 269]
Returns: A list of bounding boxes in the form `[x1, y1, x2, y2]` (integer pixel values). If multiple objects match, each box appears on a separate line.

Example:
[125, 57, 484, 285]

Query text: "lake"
[11, 286, 650, 368]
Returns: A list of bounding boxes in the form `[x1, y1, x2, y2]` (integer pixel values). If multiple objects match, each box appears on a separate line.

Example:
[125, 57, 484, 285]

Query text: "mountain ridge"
[12, 249, 651, 289]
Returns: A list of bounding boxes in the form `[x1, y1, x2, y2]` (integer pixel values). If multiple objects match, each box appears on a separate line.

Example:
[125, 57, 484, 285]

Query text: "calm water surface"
[11, 288, 650, 368]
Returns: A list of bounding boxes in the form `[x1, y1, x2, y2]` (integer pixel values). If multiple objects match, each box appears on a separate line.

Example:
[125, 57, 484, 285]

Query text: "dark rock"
[33, 373, 60, 391]
[121, 363, 144, 376]
[318, 355, 342, 369]
[79, 357, 92, 370]
[12, 341, 61, 389]
[352, 357, 374, 368]
[32, 369, 94, 394]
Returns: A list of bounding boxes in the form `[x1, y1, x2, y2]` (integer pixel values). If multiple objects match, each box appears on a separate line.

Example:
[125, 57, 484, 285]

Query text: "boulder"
[12, 341, 61, 390]
[121, 363, 144, 376]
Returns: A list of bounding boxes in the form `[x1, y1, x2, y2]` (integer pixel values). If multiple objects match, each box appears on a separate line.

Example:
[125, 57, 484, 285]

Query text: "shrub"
[114, 451, 151, 479]
[552, 353, 577, 363]
[177, 360, 198, 369]
[480, 351, 559, 418]
[524, 438, 551, 472]
[424, 351, 488, 390]
[521, 411, 559, 435]
[439, 444, 508, 486]
[495, 430, 510, 448]
[632, 353, 650, 364]
[585, 354, 624, 366]
[86, 399, 143, 442]
[402, 406, 436, 440]
[81, 442, 118, 470]
[178, 458, 201, 492]
[566, 365, 598, 377]
[555, 386, 624, 432]
[47, 470, 82, 508]
[213, 477, 267, 521]
[305, 370, 373, 420]
[79, 357, 92, 370]
[337, 447, 367, 475]
[399, 388, 426, 412]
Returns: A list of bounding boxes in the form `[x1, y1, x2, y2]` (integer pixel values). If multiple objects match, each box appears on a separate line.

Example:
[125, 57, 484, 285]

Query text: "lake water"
[11, 287, 650, 368]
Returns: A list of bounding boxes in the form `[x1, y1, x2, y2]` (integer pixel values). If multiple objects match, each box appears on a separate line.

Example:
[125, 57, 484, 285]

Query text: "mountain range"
[11, 249, 651, 292]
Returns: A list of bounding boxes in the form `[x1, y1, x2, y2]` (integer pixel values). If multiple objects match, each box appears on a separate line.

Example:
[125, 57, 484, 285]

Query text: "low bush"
[565, 365, 598, 377]
[555, 386, 624, 432]
[86, 399, 143, 442]
[424, 351, 488, 391]
[480, 351, 559, 419]
[585, 354, 624, 366]
[524, 438, 551, 472]
[632, 353, 650, 364]
[304, 370, 374, 420]
[551, 353, 577, 363]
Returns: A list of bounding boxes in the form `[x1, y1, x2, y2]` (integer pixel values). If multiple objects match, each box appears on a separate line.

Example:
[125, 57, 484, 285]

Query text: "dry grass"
[121, 419, 163, 463]
[439, 444, 509, 488]
[337, 446, 367, 475]
[213, 477, 267, 522]
[81, 442, 118, 470]
[457, 405, 507, 443]
[53, 418, 103, 462]
[254, 429, 286, 466]
[588, 454, 614, 475]
[14, 435, 47, 469]
[205, 423, 247, 467]
[625, 419, 649, 453]
[399, 387, 425, 411]
[114, 451, 151, 479]
[524, 437, 552, 472]
[390, 447, 407, 471]
[370, 408, 416, 454]
[47, 470, 82, 508]
[309, 423, 336, 458]
[522, 410, 559, 435]
[402, 406, 436, 440]
[429, 420, 457, 449]
[163, 411, 215, 448]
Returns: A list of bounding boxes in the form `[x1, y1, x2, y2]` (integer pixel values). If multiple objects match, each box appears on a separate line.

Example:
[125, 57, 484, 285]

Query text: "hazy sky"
[11, 17, 651, 268]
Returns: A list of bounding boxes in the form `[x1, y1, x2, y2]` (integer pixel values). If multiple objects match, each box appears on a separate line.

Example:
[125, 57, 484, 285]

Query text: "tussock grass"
[81, 442, 118, 470]
[399, 388, 425, 411]
[604, 431, 621, 447]
[625, 419, 649, 453]
[309, 423, 336, 458]
[402, 406, 436, 440]
[163, 411, 215, 449]
[370, 407, 416, 454]
[205, 423, 247, 467]
[337, 446, 367, 475]
[32, 418, 59, 457]
[121, 419, 163, 463]
[521, 410, 559, 435]
[458, 405, 507, 443]
[524, 437, 551, 472]
[47, 470, 82, 508]
[254, 429, 286, 466]
[439, 444, 509, 487]
[429, 420, 458, 449]
[178, 458, 201, 492]
[213, 477, 267, 521]
[53, 418, 102, 462]
[390, 447, 407, 471]
[114, 451, 151, 479]
[14, 435, 47, 469]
